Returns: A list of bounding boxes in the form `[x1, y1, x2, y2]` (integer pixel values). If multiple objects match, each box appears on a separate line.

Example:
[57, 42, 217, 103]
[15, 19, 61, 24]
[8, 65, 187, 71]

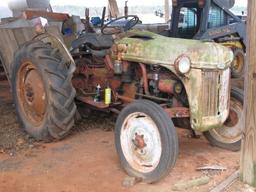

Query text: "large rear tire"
[203, 88, 244, 151]
[12, 40, 76, 141]
[115, 100, 178, 183]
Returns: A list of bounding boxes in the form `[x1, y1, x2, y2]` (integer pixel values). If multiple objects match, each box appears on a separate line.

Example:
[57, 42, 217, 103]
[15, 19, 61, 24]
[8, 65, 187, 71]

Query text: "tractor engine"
[72, 51, 187, 109]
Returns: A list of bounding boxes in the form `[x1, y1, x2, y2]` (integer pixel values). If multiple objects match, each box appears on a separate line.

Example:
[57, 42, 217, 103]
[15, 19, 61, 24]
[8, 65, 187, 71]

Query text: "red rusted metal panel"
[22, 10, 69, 21]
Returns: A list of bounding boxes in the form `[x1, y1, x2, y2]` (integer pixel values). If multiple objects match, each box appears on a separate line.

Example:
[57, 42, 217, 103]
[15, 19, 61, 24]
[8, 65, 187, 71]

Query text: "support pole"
[240, 0, 256, 187]
[108, 0, 120, 18]
[164, 0, 170, 22]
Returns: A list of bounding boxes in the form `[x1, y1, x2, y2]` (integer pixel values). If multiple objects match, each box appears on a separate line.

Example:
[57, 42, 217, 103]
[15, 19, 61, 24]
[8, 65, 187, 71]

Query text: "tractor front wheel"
[115, 100, 178, 183]
[231, 48, 245, 79]
[12, 40, 76, 141]
[203, 88, 244, 151]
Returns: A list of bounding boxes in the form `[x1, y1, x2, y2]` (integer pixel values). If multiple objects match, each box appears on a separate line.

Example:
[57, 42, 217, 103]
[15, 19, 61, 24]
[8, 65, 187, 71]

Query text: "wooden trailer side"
[0, 26, 62, 81]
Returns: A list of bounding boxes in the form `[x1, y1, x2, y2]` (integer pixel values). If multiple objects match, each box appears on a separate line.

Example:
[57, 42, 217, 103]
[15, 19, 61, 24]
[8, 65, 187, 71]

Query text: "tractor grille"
[201, 71, 220, 116]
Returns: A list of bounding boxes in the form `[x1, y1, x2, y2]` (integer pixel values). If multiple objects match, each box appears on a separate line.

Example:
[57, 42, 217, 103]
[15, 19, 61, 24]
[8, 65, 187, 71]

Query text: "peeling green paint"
[112, 29, 233, 132]
[253, 164, 256, 187]
[114, 29, 233, 70]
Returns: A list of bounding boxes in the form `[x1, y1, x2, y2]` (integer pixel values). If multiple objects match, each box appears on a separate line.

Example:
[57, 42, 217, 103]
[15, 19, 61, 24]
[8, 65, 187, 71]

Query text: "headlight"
[175, 56, 191, 75]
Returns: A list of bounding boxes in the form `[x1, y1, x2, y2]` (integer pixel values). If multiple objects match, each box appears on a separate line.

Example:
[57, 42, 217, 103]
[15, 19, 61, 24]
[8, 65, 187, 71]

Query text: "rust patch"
[17, 61, 47, 126]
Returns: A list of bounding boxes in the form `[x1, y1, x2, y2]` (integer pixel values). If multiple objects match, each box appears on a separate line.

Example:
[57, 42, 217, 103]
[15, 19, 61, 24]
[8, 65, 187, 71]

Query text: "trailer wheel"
[231, 48, 245, 78]
[203, 88, 244, 151]
[12, 40, 76, 141]
[115, 100, 178, 183]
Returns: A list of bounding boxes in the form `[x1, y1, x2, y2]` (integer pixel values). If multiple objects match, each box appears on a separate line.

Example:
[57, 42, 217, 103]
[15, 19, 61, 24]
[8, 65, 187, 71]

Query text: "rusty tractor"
[0, 3, 243, 182]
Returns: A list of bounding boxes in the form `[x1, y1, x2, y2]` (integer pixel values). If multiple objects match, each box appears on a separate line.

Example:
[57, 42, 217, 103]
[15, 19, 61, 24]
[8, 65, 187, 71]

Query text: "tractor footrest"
[164, 107, 190, 118]
[76, 96, 109, 109]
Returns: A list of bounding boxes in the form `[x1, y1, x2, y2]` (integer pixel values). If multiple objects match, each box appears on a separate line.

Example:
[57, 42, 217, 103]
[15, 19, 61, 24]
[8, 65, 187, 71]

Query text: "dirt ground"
[0, 80, 251, 192]
[227, 180, 255, 192]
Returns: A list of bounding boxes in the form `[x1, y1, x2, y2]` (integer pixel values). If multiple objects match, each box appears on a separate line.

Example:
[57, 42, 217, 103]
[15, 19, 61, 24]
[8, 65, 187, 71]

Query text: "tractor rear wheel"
[12, 40, 76, 141]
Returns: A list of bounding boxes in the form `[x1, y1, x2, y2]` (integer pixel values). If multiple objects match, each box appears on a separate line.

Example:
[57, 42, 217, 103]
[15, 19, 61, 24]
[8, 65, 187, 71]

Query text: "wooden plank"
[0, 26, 62, 80]
[172, 176, 210, 191]
[240, 0, 256, 187]
[164, 0, 170, 22]
[108, 0, 120, 18]
[22, 10, 69, 21]
[0, 29, 19, 77]
[210, 171, 239, 192]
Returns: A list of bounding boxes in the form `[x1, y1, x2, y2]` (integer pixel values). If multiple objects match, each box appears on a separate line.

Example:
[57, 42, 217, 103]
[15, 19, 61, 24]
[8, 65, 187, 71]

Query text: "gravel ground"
[0, 78, 116, 154]
[0, 98, 115, 155]
[226, 179, 255, 192]
[0, 102, 36, 153]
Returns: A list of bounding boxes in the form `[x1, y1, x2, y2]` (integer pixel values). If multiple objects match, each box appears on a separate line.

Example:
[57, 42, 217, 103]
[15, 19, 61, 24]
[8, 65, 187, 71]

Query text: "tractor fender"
[33, 32, 76, 68]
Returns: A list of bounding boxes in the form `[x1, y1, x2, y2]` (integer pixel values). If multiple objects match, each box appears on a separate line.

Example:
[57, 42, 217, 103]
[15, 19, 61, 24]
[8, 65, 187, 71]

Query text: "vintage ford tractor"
[0, 12, 243, 182]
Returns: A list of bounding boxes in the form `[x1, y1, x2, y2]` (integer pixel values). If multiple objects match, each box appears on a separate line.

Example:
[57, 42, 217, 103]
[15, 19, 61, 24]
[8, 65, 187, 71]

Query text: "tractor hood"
[113, 30, 233, 70]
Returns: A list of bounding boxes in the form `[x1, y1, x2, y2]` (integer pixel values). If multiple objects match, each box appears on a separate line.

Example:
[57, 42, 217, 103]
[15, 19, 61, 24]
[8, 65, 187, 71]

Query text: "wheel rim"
[17, 61, 47, 126]
[209, 97, 243, 144]
[232, 51, 244, 75]
[120, 112, 162, 173]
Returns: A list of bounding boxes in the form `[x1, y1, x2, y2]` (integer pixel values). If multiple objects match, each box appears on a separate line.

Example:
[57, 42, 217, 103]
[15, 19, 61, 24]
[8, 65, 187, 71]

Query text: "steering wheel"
[101, 15, 139, 35]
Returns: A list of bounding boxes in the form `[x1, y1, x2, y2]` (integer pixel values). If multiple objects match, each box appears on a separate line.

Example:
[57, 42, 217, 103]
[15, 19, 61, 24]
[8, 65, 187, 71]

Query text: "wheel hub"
[17, 62, 47, 125]
[225, 109, 239, 127]
[24, 69, 46, 116]
[25, 83, 34, 103]
[121, 112, 162, 173]
[133, 133, 146, 149]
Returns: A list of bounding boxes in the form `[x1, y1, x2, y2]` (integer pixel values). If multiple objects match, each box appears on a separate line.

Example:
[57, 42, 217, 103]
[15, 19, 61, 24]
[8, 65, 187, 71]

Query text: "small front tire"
[231, 48, 245, 79]
[115, 100, 178, 183]
[203, 88, 244, 151]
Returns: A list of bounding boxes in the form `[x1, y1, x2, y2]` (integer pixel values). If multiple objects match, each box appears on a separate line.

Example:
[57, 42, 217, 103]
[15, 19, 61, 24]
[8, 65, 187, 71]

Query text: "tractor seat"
[71, 33, 114, 51]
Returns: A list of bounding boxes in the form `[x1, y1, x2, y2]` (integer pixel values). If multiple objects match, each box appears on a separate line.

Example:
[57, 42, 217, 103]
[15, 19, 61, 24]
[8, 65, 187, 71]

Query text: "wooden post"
[108, 0, 120, 18]
[240, 0, 256, 186]
[164, 0, 170, 23]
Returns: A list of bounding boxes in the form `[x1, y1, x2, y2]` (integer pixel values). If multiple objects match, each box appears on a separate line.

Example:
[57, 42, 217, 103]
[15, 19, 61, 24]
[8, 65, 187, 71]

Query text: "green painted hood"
[114, 29, 234, 69]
